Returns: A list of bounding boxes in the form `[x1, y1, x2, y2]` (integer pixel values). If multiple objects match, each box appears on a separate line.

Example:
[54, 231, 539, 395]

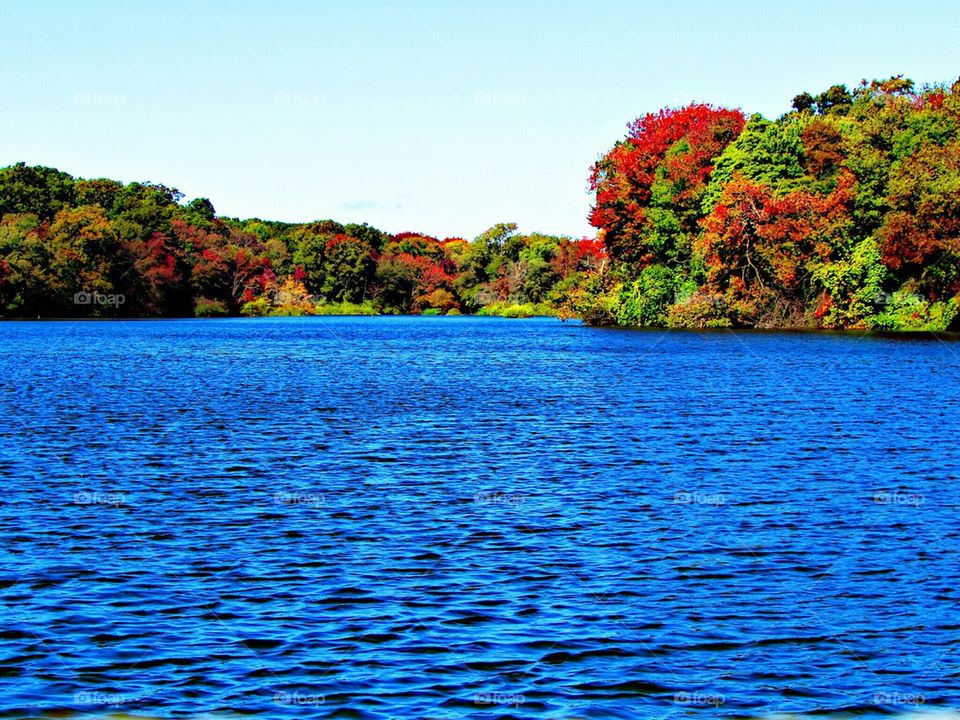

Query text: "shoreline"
[2, 314, 958, 340]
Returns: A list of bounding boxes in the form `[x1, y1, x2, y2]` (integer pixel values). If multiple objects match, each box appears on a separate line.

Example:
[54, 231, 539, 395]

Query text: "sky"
[1, 0, 959, 240]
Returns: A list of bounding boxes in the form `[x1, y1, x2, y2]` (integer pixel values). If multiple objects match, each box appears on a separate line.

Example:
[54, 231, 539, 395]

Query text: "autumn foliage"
[0, 168, 596, 318]
[589, 104, 745, 266]
[4, 74, 959, 333]
[584, 75, 960, 331]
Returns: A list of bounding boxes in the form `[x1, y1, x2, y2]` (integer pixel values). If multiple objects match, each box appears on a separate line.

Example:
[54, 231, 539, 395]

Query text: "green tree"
[0, 163, 76, 220]
[320, 235, 375, 303]
[0, 213, 49, 314]
[46, 206, 122, 314]
[811, 237, 887, 328]
[791, 92, 815, 113]
[816, 84, 853, 115]
[703, 114, 808, 211]
[289, 221, 343, 292]
[617, 264, 676, 326]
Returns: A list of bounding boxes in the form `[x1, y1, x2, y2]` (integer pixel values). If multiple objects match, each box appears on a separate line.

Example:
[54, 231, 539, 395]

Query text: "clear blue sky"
[2, 0, 958, 240]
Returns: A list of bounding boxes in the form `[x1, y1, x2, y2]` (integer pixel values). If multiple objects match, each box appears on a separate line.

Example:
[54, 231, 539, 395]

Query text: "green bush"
[868, 290, 960, 331]
[665, 291, 732, 328]
[811, 237, 887, 328]
[502, 304, 534, 318]
[617, 264, 676, 326]
[477, 301, 555, 318]
[314, 300, 377, 316]
[565, 270, 622, 325]
[194, 297, 229, 317]
[240, 297, 272, 317]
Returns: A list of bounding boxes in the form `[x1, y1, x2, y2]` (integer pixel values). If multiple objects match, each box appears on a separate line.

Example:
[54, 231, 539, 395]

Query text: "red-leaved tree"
[589, 104, 746, 268]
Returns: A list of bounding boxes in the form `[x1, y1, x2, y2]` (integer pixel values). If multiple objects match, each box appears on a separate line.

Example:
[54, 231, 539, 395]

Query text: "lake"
[0, 316, 958, 719]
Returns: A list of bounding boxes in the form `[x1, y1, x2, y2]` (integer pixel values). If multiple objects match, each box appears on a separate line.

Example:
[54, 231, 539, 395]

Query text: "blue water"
[0, 316, 958, 719]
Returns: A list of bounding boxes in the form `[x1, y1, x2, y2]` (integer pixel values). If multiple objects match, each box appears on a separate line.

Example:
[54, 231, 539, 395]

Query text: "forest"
[1, 75, 959, 330]
[581, 75, 960, 331]
[0, 166, 602, 318]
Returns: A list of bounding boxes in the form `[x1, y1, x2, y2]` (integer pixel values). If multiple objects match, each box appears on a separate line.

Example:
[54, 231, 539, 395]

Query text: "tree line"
[579, 76, 960, 331]
[0, 166, 602, 318]
[3, 74, 958, 330]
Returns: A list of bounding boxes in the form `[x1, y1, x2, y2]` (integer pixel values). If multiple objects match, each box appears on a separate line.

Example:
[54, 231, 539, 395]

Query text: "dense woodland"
[0, 167, 602, 318]
[2, 75, 959, 330]
[581, 76, 960, 331]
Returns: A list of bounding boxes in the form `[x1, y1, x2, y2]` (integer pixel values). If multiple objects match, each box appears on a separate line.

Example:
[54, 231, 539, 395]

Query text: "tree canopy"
[581, 76, 960, 331]
[0, 165, 600, 318]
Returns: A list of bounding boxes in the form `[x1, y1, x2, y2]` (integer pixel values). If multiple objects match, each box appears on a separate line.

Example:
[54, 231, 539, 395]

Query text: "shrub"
[314, 300, 377, 315]
[194, 297, 229, 317]
[477, 301, 556, 318]
[868, 289, 960, 331]
[240, 297, 271, 317]
[617, 264, 676, 326]
[665, 291, 732, 328]
[811, 237, 887, 328]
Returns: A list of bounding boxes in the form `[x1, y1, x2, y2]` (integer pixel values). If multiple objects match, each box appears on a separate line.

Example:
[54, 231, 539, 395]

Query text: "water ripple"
[0, 317, 958, 718]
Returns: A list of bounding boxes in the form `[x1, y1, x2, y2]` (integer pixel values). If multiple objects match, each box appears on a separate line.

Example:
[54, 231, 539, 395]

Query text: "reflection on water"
[11, 711, 960, 719]
[0, 317, 958, 718]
